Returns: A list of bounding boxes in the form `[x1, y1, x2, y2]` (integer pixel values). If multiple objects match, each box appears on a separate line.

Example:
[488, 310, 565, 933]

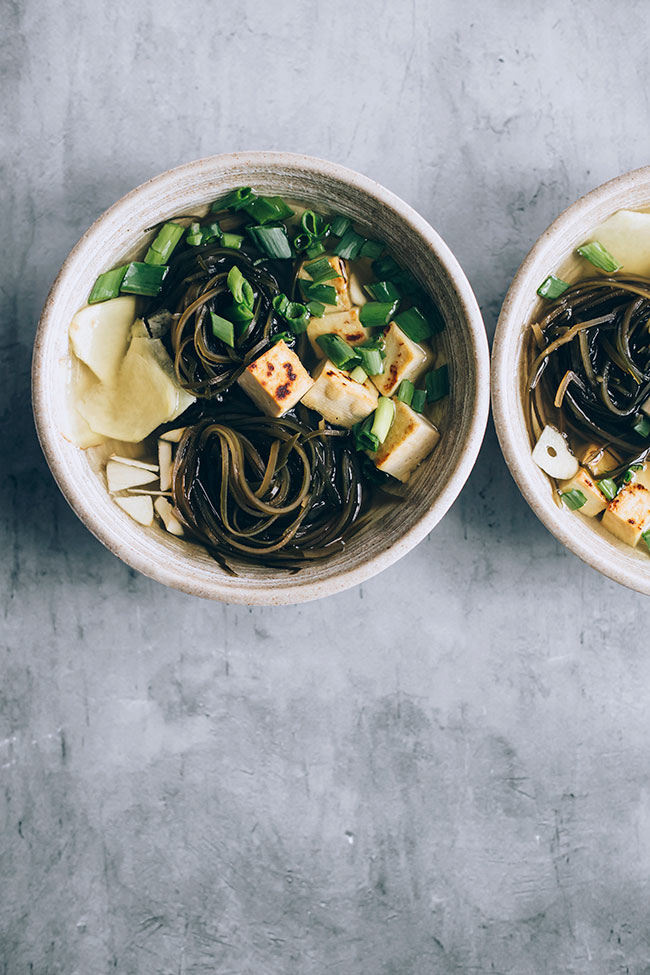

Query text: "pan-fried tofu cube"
[301, 360, 378, 428]
[372, 399, 440, 482]
[298, 256, 351, 312]
[237, 341, 313, 417]
[602, 466, 650, 547]
[307, 308, 370, 357]
[371, 322, 433, 397]
[559, 468, 608, 517]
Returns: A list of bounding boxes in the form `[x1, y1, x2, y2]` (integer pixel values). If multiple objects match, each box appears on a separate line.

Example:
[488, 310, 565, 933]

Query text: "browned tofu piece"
[298, 256, 352, 312]
[307, 308, 370, 357]
[237, 341, 313, 417]
[601, 478, 650, 547]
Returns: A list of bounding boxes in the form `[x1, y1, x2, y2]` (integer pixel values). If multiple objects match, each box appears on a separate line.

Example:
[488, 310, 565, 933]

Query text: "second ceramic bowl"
[492, 165, 650, 595]
[33, 151, 490, 604]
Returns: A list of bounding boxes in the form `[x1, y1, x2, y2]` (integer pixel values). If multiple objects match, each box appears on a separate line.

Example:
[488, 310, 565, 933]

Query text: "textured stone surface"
[3, 1, 650, 972]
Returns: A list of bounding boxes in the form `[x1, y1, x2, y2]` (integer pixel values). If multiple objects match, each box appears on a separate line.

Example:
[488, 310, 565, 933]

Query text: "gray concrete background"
[3, 2, 650, 972]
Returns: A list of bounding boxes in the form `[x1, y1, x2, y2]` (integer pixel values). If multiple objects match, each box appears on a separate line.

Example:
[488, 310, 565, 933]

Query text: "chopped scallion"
[349, 365, 368, 384]
[371, 397, 396, 445]
[360, 239, 384, 260]
[210, 312, 235, 347]
[305, 240, 326, 259]
[301, 210, 329, 239]
[597, 478, 618, 501]
[186, 221, 203, 246]
[271, 331, 296, 346]
[334, 229, 365, 260]
[396, 379, 415, 406]
[88, 265, 128, 303]
[202, 220, 222, 243]
[537, 274, 570, 299]
[365, 280, 400, 303]
[577, 241, 621, 273]
[394, 306, 432, 342]
[304, 257, 338, 283]
[560, 488, 588, 510]
[220, 232, 244, 249]
[227, 265, 254, 308]
[360, 301, 399, 327]
[315, 334, 361, 370]
[357, 346, 384, 376]
[120, 262, 168, 297]
[425, 364, 449, 402]
[411, 389, 426, 413]
[623, 464, 644, 484]
[242, 194, 294, 224]
[330, 215, 351, 237]
[353, 414, 379, 452]
[246, 225, 292, 259]
[144, 222, 184, 265]
[300, 280, 337, 304]
[306, 299, 325, 318]
[213, 187, 254, 211]
[272, 293, 311, 334]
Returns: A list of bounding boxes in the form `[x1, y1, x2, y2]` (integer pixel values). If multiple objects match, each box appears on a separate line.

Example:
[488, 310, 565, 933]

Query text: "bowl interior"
[34, 153, 488, 604]
[493, 166, 650, 594]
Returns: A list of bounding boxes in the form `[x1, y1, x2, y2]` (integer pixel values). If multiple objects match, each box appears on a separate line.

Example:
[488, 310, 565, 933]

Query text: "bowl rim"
[32, 150, 490, 604]
[492, 164, 650, 595]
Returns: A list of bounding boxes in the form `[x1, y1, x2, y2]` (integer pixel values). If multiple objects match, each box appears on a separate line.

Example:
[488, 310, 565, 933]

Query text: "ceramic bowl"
[492, 165, 650, 595]
[33, 151, 489, 604]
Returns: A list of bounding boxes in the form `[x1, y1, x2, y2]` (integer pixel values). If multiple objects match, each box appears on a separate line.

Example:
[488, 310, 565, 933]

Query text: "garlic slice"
[532, 425, 579, 479]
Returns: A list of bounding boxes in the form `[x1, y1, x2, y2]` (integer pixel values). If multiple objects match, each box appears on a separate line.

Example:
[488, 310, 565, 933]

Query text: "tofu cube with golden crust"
[307, 308, 370, 358]
[298, 256, 351, 312]
[559, 468, 608, 518]
[301, 360, 378, 428]
[237, 341, 313, 417]
[372, 399, 440, 482]
[601, 467, 650, 547]
[371, 322, 433, 397]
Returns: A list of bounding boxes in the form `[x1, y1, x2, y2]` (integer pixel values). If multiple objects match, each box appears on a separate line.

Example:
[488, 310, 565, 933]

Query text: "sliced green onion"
[306, 299, 325, 318]
[642, 529, 650, 553]
[213, 187, 254, 211]
[411, 389, 426, 413]
[561, 488, 588, 510]
[144, 222, 184, 265]
[272, 293, 310, 334]
[537, 274, 570, 299]
[335, 229, 365, 260]
[357, 346, 384, 376]
[349, 365, 368, 384]
[397, 379, 415, 406]
[293, 233, 311, 252]
[272, 294, 289, 317]
[623, 463, 644, 484]
[305, 240, 326, 259]
[360, 239, 384, 260]
[394, 306, 432, 342]
[229, 302, 255, 325]
[597, 477, 618, 501]
[304, 257, 338, 283]
[88, 265, 128, 303]
[301, 210, 329, 239]
[186, 221, 203, 246]
[371, 397, 396, 445]
[227, 265, 254, 308]
[220, 232, 244, 250]
[330, 215, 351, 237]
[425, 364, 449, 402]
[577, 241, 621, 273]
[360, 301, 399, 327]
[372, 255, 400, 279]
[354, 414, 379, 452]
[243, 195, 294, 224]
[365, 280, 401, 303]
[315, 334, 361, 370]
[202, 220, 222, 242]
[634, 415, 650, 438]
[246, 225, 292, 259]
[210, 312, 235, 347]
[271, 331, 295, 346]
[300, 280, 337, 305]
[120, 262, 168, 297]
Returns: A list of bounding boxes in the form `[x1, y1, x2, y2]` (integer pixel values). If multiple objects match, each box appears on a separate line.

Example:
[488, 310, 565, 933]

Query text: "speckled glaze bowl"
[33, 151, 489, 604]
[492, 165, 650, 595]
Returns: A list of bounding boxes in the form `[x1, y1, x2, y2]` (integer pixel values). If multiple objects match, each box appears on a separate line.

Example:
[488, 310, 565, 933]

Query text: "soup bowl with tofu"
[33, 152, 489, 604]
[493, 165, 650, 595]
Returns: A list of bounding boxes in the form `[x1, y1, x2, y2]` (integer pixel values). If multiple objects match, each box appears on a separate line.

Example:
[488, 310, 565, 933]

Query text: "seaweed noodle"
[159, 243, 294, 398]
[171, 409, 369, 571]
[526, 275, 650, 476]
